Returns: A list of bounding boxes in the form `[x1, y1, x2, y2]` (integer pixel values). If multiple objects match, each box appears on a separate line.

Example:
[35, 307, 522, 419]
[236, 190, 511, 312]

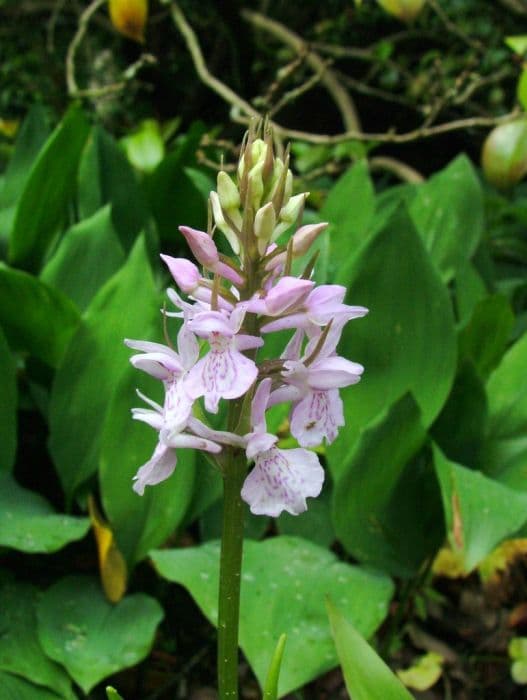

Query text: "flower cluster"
[126, 129, 367, 517]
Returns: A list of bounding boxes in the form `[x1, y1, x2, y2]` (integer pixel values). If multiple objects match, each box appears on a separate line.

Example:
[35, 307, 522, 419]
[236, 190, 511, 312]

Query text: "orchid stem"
[218, 449, 246, 699]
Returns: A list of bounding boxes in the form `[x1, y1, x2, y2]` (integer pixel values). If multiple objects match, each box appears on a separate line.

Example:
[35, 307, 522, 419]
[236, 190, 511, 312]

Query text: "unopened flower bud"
[254, 202, 277, 255]
[210, 191, 241, 255]
[248, 160, 265, 210]
[160, 255, 200, 293]
[272, 193, 308, 240]
[291, 223, 328, 257]
[217, 171, 240, 211]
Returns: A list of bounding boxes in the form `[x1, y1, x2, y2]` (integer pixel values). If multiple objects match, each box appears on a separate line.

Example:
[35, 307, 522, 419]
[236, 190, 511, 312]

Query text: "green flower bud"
[248, 160, 265, 210]
[217, 171, 240, 211]
[210, 191, 241, 254]
[481, 120, 527, 190]
[254, 202, 277, 255]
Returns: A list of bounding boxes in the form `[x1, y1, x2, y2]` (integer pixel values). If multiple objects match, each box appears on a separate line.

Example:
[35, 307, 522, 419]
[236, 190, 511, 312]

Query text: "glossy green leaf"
[431, 360, 487, 469]
[518, 68, 527, 112]
[333, 394, 442, 577]
[486, 330, 527, 440]
[37, 576, 163, 694]
[458, 295, 514, 377]
[277, 485, 334, 547]
[0, 325, 16, 471]
[78, 126, 149, 251]
[409, 155, 484, 281]
[0, 105, 49, 243]
[484, 331, 527, 485]
[320, 159, 375, 279]
[41, 205, 125, 311]
[327, 599, 413, 700]
[49, 236, 160, 502]
[8, 105, 90, 270]
[144, 123, 207, 239]
[433, 444, 527, 572]
[100, 363, 195, 566]
[121, 119, 165, 174]
[0, 263, 80, 367]
[0, 473, 89, 553]
[0, 583, 74, 699]
[0, 672, 63, 700]
[453, 260, 487, 328]
[326, 204, 456, 479]
[152, 536, 393, 697]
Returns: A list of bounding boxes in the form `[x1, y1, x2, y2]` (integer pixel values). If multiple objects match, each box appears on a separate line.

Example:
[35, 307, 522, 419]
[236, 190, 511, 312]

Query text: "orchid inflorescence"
[125, 127, 368, 518]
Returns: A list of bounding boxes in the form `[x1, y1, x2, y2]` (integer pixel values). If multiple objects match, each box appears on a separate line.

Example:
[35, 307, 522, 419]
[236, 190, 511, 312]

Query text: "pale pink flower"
[241, 379, 324, 517]
[179, 226, 244, 286]
[186, 305, 262, 413]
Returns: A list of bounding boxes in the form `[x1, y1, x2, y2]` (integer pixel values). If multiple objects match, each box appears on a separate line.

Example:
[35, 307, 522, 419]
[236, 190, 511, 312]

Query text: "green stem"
[217, 449, 246, 699]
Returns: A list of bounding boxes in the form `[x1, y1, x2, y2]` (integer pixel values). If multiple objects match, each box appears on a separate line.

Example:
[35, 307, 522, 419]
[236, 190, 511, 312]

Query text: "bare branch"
[241, 9, 361, 131]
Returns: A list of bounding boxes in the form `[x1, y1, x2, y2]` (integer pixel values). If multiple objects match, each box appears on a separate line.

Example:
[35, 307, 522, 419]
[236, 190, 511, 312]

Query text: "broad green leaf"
[0, 263, 80, 367]
[277, 484, 334, 547]
[37, 576, 163, 694]
[0, 672, 63, 700]
[152, 536, 393, 697]
[431, 361, 487, 469]
[326, 204, 456, 478]
[41, 205, 125, 311]
[321, 160, 375, 279]
[0, 325, 16, 471]
[0, 583, 74, 699]
[49, 236, 160, 502]
[144, 122, 207, 240]
[458, 295, 514, 377]
[453, 260, 487, 328]
[121, 119, 165, 174]
[327, 599, 414, 700]
[0, 105, 50, 243]
[8, 105, 90, 270]
[100, 364, 195, 566]
[484, 331, 527, 485]
[332, 395, 442, 577]
[433, 444, 527, 572]
[0, 473, 89, 553]
[486, 330, 527, 440]
[409, 155, 484, 281]
[78, 126, 149, 250]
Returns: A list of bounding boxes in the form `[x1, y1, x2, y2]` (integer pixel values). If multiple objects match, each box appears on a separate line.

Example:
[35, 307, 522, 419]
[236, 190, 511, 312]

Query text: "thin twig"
[241, 8, 361, 131]
[427, 0, 484, 52]
[65, 0, 106, 96]
[165, 1, 520, 146]
[66, 0, 156, 99]
[369, 156, 424, 183]
[269, 66, 327, 118]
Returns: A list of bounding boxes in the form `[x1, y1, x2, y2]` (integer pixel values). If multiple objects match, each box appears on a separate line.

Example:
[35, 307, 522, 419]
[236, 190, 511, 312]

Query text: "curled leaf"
[89, 496, 128, 603]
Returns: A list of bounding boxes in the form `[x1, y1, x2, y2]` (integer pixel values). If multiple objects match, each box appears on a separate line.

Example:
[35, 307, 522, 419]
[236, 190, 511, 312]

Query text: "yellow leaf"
[0, 119, 19, 138]
[432, 545, 466, 579]
[397, 652, 444, 691]
[109, 0, 148, 43]
[89, 496, 127, 603]
[479, 539, 527, 584]
[377, 0, 425, 22]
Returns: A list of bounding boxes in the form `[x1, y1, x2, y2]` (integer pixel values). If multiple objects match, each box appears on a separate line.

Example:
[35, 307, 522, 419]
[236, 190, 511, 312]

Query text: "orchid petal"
[290, 389, 344, 447]
[132, 442, 177, 495]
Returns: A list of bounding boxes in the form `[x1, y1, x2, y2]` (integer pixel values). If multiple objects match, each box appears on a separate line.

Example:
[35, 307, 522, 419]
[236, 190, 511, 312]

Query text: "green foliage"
[36, 576, 163, 694]
[8, 105, 89, 271]
[152, 537, 393, 697]
[327, 599, 414, 700]
[0, 325, 16, 471]
[1, 101, 527, 697]
[0, 473, 90, 553]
